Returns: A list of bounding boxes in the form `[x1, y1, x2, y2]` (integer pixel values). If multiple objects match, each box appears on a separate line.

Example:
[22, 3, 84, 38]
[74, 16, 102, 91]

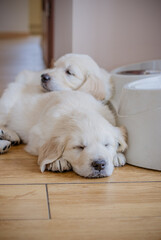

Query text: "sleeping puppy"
[41, 53, 113, 101]
[8, 53, 112, 102]
[0, 89, 127, 178]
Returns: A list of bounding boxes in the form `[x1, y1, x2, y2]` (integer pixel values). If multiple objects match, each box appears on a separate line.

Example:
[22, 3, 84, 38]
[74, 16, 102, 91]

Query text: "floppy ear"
[80, 69, 113, 101]
[38, 136, 66, 172]
[114, 126, 128, 152]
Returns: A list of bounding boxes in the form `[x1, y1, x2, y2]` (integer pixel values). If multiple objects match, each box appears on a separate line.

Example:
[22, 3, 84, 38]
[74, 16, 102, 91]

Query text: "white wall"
[0, 0, 29, 33]
[54, 0, 73, 60]
[73, 0, 161, 71]
[54, 0, 161, 71]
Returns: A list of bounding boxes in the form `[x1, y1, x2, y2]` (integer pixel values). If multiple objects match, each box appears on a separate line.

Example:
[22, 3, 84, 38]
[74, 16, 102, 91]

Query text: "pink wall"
[54, 0, 161, 71]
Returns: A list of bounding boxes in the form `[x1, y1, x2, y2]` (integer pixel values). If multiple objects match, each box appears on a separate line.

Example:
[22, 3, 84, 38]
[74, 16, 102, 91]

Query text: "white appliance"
[111, 60, 161, 111]
[110, 60, 161, 170]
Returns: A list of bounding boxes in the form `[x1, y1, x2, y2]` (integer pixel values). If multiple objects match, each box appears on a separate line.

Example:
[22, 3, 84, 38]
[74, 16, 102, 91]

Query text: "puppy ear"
[38, 136, 66, 172]
[80, 69, 113, 101]
[115, 126, 128, 152]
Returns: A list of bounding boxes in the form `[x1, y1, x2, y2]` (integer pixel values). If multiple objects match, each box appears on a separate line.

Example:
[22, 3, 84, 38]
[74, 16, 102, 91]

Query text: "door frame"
[42, 0, 54, 68]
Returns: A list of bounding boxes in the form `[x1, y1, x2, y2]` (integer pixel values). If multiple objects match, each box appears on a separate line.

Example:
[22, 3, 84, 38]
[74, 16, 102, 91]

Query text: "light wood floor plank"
[0, 145, 161, 184]
[0, 185, 48, 220]
[0, 218, 161, 240]
[48, 183, 161, 219]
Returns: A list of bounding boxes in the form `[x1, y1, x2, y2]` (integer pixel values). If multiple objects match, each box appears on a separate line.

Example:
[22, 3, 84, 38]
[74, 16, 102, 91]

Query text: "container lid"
[128, 76, 161, 90]
[118, 76, 161, 116]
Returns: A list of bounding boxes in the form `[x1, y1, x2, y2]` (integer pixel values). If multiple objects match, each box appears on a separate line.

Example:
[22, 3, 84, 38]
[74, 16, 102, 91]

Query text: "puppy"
[41, 53, 113, 102]
[5, 53, 112, 102]
[0, 88, 127, 178]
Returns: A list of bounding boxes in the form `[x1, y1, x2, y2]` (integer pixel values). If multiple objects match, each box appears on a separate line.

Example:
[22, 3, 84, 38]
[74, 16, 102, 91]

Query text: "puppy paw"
[0, 127, 20, 145]
[0, 140, 11, 154]
[113, 153, 126, 167]
[47, 159, 72, 172]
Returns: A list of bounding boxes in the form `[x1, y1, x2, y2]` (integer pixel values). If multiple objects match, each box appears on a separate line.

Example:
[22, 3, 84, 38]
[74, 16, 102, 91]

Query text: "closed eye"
[73, 145, 86, 150]
[105, 143, 109, 147]
[66, 69, 75, 76]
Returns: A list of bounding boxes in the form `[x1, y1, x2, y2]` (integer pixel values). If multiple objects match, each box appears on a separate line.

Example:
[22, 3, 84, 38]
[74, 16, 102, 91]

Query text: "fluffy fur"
[6, 53, 113, 102]
[0, 53, 127, 178]
[0, 87, 127, 178]
[43, 54, 113, 101]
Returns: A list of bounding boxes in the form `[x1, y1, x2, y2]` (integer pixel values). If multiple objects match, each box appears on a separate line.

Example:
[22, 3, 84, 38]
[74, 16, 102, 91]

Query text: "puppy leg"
[113, 153, 126, 167]
[0, 140, 11, 154]
[113, 126, 127, 167]
[47, 158, 72, 172]
[0, 127, 20, 145]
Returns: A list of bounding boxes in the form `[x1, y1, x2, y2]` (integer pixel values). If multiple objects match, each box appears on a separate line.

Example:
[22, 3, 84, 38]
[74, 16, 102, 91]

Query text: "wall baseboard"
[30, 24, 42, 35]
[0, 32, 30, 39]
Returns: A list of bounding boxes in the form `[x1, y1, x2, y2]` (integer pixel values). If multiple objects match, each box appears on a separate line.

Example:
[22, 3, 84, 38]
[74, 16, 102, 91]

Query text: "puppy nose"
[92, 160, 106, 171]
[41, 73, 51, 82]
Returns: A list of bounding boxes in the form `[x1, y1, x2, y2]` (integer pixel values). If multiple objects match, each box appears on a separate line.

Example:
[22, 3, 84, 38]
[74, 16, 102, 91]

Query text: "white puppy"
[41, 54, 113, 101]
[0, 86, 127, 178]
[6, 53, 112, 102]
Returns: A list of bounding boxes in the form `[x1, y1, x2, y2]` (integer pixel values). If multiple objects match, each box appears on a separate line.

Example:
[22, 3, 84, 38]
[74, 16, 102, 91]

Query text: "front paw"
[47, 159, 72, 172]
[0, 127, 20, 145]
[0, 140, 11, 154]
[113, 153, 126, 167]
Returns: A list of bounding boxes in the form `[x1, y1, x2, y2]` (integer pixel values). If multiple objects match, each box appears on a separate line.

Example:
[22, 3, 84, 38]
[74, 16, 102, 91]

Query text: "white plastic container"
[111, 60, 161, 111]
[117, 76, 161, 170]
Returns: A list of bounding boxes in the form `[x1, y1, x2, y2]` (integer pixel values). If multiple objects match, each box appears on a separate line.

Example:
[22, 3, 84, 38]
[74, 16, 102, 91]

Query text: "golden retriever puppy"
[41, 53, 113, 101]
[6, 53, 112, 102]
[0, 89, 127, 178]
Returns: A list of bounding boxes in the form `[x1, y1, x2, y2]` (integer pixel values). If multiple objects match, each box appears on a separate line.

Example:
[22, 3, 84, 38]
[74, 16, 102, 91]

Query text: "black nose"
[92, 160, 106, 171]
[41, 73, 51, 82]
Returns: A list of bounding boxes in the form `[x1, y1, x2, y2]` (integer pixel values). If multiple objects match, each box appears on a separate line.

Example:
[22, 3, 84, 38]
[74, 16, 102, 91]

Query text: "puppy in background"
[40, 53, 113, 102]
[10, 53, 113, 102]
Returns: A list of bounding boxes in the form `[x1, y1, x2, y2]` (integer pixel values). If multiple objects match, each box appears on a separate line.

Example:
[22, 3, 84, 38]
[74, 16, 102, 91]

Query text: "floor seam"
[0, 181, 161, 186]
[45, 184, 51, 220]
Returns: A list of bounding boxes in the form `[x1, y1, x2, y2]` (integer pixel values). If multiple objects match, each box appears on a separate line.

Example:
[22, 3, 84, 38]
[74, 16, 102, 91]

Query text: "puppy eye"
[74, 145, 86, 150]
[118, 142, 121, 149]
[66, 69, 75, 76]
[105, 143, 109, 147]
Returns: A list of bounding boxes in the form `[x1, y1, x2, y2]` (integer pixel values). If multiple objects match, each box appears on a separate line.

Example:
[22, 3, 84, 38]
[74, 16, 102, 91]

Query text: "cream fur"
[0, 53, 127, 178]
[3, 54, 112, 103]
[0, 87, 127, 178]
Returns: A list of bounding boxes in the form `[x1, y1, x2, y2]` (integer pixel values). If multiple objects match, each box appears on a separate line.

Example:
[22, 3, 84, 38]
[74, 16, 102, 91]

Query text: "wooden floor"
[0, 36, 161, 240]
